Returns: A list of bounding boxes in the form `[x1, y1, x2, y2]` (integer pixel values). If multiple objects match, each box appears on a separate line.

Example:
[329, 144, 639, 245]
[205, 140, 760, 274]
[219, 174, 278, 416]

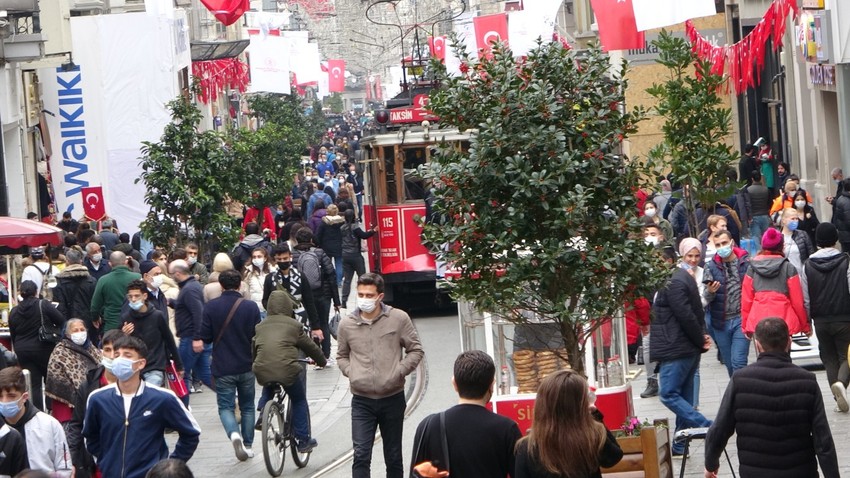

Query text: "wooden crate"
[602, 420, 673, 478]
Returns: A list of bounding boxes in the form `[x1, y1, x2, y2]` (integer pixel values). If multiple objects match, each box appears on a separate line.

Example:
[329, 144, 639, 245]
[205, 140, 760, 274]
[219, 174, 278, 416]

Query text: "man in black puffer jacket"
[53, 248, 97, 338]
[831, 177, 850, 254]
[704, 318, 839, 478]
[651, 258, 712, 456]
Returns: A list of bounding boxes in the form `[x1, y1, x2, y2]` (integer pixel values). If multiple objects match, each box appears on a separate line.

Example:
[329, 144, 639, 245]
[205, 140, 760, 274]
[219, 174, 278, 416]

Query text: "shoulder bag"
[329, 309, 341, 340]
[38, 300, 62, 343]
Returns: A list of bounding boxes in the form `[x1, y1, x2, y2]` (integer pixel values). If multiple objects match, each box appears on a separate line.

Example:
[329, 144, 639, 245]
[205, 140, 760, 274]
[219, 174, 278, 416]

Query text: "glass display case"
[458, 299, 635, 431]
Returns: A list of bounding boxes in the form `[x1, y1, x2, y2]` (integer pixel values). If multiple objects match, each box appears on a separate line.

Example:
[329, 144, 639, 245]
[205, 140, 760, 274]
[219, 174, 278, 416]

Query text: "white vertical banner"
[40, 16, 109, 222]
[446, 12, 479, 76]
[41, 11, 183, 233]
[249, 35, 292, 95]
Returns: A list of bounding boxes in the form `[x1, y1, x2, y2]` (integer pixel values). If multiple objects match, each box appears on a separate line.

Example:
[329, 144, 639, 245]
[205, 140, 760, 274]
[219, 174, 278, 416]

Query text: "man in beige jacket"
[337, 272, 424, 478]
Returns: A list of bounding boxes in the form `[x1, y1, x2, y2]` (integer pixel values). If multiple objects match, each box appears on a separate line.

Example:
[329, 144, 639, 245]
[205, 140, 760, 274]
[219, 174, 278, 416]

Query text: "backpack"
[40, 264, 56, 301]
[296, 249, 323, 293]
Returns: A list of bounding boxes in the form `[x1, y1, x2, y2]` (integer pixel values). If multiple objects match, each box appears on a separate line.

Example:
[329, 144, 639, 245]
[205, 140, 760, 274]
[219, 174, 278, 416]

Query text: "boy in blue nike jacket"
[83, 335, 201, 478]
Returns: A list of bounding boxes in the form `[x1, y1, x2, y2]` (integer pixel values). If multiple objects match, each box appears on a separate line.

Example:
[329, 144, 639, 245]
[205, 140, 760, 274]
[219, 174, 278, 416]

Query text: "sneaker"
[192, 381, 204, 393]
[254, 416, 263, 431]
[231, 432, 249, 461]
[326, 357, 337, 367]
[244, 446, 254, 459]
[296, 437, 318, 453]
[831, 382, 849, 413]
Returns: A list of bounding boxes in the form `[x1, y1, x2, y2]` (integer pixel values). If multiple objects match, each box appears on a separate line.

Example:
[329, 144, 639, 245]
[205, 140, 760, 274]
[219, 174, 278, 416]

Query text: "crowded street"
[2, 0, 850, 477]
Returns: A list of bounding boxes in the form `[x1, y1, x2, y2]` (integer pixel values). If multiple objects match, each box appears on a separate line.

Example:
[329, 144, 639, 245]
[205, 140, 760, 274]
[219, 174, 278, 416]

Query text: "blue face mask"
[111, 357, 140, 382]
[128, 300, 143, 311]
[717, 245, 733, 258]
[101, 356, 114, 371]
[0, 398, 21, 418]
[680, 262, 694, 271]
[788, 220, 799, 232]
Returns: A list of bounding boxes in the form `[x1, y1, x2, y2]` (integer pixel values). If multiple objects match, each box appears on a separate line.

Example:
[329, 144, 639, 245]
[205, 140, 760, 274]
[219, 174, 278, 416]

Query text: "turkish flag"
[473, 13, 509, 56]
[428, 36, 447, 61]
[81, 186, 106, 221]
[328, 59, 345, 93]
[199, 0, 249, 26]
[590, 0, 645, 51]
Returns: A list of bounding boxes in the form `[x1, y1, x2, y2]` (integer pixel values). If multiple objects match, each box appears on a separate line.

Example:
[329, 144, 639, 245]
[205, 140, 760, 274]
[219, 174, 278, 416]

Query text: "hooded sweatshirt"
[317, 214, 345, 256]
[252, 291, 326, 387]
[742, 253, 809, 335]
[800, 248, 850, 322]
[53, 264, 96, 323]
[120, 302, 182, 373]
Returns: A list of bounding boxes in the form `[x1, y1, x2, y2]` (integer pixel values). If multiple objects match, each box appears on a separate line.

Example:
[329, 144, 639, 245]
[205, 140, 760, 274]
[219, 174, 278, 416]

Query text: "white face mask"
[645, 236, 659, 246]
[644, 208, 657, 218]
[187, 256, 197, 266]
[252, 258, 266, 268]
[70, 331, 87, 346]
[358, 297, 378, 313]
[92, 253, 103, 263]
[794, 200, 806, 209]
[151, 274, 164, 289]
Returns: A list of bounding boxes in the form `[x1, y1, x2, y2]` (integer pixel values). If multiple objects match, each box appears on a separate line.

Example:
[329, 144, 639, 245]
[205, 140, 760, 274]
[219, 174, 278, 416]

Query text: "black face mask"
[277, 261, 291, 271]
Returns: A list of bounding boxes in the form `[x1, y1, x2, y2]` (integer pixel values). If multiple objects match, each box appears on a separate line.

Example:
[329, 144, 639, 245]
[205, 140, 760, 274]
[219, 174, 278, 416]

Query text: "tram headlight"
[375, 109, 390, 125]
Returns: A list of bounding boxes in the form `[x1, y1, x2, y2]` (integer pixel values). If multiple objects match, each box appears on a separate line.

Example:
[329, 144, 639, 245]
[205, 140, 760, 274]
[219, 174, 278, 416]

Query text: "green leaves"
[138, 90, 321, 254]
[646, 30, 738, 237]
[423, 40, 668, 374]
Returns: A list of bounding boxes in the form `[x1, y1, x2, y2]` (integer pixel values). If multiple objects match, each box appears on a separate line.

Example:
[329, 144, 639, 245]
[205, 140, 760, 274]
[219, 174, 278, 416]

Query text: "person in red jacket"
[742, 228, 810, 337]
[243, 204, 277, 242]
[624, 298, 650, 364]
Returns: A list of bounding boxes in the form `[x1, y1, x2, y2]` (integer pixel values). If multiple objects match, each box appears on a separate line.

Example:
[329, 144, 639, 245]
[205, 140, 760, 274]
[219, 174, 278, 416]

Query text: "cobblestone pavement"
[178, 332, 850, 478]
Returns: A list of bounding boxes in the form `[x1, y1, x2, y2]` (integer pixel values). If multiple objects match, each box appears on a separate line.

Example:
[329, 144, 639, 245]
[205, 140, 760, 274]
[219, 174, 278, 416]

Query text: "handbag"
[329, 309, 341, 340]
[37, 300, 62, 343]
[166, 360, 188, 398]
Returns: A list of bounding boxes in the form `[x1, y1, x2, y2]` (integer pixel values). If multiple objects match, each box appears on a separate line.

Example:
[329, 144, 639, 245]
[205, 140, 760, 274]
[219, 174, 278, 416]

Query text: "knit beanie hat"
[761, 228, 783, 252]
[139, 260, 158, 275]
[816, 222, 839, 248]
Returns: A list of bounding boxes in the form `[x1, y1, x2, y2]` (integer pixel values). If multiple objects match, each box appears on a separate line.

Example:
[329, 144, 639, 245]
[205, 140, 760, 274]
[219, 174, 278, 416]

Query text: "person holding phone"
[703, 230, 751, 377]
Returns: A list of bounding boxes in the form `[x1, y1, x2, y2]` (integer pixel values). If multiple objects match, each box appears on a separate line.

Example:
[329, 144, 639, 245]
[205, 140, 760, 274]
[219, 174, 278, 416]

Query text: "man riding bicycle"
[253, 290, 327, 452]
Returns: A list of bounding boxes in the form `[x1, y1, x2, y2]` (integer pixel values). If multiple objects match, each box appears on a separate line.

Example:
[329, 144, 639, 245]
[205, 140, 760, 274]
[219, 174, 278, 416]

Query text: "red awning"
[0, 217, 64, 249]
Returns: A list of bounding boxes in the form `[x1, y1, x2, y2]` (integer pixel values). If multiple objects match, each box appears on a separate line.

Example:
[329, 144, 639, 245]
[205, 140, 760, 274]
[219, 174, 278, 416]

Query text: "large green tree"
[231, 94, 326, 208]
[423, 40, 668, 375]
[646, 31, 738, 237]
[137, 90, 240, 252]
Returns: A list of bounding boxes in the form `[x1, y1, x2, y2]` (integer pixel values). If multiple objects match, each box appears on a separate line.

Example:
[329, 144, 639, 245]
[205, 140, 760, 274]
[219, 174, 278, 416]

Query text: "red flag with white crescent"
[328, 59, 345, 93]
[199, 0, 249, 26]
[428, 36, 447, 61]
[81, 186, 106, 221]
[473, 13, 509, 56]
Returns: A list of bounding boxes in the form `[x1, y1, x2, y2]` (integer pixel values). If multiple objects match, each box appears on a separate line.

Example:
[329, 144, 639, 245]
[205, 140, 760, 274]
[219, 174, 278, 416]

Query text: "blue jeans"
[215, 371, 256, 446]
[143, 370, 166, 388]
[710, 315, 750, 377]
[351, 392, 405, 478]
[178, 338, 213, 405]
[659, 355, 712, 453]
[283, 372, 311, 440]
[332, 256, 343, 286]
[750, 215, 771, 248]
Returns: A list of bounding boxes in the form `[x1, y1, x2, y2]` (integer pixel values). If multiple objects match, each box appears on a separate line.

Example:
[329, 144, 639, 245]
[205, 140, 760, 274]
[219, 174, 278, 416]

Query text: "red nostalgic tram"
[359, 125, 469, 306]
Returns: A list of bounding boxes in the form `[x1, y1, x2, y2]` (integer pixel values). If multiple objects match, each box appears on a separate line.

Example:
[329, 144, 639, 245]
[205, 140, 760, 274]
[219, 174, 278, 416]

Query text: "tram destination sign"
[389, 94, 437, 124]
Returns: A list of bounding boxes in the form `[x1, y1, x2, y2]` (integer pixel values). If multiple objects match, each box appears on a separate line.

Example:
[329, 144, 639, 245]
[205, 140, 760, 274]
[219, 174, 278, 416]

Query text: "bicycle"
[261, 359, 313, 477]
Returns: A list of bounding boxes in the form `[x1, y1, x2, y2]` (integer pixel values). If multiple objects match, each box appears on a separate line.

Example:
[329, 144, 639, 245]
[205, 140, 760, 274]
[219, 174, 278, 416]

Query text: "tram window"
[385, 155, 398, 203]
[403, 148, 426, 170]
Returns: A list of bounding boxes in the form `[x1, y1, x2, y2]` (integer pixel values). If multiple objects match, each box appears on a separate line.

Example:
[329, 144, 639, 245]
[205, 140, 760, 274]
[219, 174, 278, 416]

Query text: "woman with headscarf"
[742, 228, 810, 337]
[45, 318, 101, 426]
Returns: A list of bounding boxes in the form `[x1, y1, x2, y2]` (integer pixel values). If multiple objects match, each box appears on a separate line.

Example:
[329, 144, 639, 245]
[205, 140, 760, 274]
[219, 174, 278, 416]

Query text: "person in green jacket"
[253, 291, 326, 452]
[90, 252, 142, 332]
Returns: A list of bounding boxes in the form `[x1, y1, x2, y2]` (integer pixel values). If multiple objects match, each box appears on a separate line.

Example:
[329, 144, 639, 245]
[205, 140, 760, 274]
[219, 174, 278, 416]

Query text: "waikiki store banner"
[40, 10, 188, 234]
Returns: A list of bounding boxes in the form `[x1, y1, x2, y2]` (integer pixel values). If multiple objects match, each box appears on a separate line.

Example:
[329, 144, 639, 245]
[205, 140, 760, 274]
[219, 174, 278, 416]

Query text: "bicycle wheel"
[262, 399, 286, 477]
[288, 397, 312, 468]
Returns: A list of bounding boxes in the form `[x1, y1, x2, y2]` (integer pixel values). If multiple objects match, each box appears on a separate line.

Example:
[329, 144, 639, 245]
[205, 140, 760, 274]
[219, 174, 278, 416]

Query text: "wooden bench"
[602, 419, 673, 478]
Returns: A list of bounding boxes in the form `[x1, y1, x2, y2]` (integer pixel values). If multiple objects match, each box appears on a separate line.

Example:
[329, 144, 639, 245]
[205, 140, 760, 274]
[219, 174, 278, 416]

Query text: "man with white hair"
[90, 251, 141, 332]
[84, 242, 111, 281]
[99, 219, 120, 253]
[169, 259, 211, 403]
[827, 167, 844, 206]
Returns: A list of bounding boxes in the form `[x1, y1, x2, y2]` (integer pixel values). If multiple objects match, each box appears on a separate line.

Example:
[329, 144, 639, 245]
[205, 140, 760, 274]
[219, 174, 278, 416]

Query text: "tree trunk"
[561, 323, 585, 376]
